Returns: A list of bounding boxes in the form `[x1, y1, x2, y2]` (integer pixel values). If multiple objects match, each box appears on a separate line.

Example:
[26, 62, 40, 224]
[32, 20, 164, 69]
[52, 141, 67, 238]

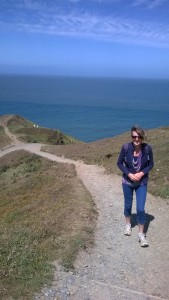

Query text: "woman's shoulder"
[141, 143, 152, 152]
[122, 142, 133, 149]
[121, 142, 133, 153]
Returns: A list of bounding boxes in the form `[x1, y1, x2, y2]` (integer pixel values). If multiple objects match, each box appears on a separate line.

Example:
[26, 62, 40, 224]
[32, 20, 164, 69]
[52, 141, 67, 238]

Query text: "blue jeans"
[122, 183, 147, 225]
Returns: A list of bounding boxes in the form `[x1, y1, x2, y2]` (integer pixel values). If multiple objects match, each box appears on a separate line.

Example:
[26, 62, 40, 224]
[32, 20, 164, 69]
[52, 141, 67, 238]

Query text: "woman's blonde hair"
[131, 125, 146, 140]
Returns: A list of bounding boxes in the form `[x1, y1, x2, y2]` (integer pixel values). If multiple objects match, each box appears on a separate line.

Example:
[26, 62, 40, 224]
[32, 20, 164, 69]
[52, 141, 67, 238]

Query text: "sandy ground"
[0, 125, 169, 300]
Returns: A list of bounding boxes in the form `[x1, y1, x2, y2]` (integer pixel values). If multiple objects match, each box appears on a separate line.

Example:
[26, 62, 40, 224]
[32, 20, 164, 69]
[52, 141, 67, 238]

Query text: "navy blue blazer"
[117, 142, 154, 183]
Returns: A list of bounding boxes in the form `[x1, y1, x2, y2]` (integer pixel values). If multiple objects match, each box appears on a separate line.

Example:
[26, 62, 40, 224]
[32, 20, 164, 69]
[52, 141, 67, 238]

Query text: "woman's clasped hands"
[128, 171, 144, 182]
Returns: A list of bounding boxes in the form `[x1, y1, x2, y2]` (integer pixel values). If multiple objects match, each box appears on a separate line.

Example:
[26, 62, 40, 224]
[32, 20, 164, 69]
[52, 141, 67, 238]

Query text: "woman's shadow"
[131, 213, 154, 234]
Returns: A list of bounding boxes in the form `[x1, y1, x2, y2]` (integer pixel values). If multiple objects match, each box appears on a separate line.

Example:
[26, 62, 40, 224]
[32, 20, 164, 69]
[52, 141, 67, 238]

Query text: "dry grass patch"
[0, 150, 97, 299]
[42, 133, 129, 174]
[147, 128, 169, 199]
[0, 125, 11, 149]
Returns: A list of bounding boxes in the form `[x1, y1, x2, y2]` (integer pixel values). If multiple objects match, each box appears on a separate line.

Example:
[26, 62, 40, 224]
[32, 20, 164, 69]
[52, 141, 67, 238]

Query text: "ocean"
[0, 75, 169, 142]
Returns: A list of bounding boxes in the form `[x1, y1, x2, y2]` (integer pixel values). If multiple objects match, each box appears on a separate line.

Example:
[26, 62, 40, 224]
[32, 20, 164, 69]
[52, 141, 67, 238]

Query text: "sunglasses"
[131, 135, 142, 139]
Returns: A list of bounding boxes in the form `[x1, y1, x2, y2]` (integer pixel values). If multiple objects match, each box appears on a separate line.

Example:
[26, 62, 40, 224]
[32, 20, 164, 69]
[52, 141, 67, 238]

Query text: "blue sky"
[1, 0, 169, 78]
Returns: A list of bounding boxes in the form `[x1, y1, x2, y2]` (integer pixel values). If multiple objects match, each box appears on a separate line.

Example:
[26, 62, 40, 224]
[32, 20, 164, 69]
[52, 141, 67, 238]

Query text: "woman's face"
[131, 131, 143, 147]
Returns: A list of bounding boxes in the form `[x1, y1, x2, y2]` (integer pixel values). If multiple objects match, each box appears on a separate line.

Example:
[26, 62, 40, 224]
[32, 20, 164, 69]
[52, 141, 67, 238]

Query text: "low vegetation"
[0, 150, 97, 299]
[6, 114, 79, 145]
[0, 125, 11, 149]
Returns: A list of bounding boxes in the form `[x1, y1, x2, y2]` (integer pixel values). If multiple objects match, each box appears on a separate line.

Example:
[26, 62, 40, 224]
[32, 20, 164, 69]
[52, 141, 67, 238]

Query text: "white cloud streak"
[68, 0, 166, 5]
[0, 1, 169, 49]
[1, 0, 166, 9]
[68, 0, 167, 6]
[133, 0, 167, 8]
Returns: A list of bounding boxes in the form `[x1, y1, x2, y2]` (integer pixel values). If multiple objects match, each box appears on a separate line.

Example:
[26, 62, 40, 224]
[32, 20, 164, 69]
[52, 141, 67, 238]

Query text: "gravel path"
[1, 142, 169, 300]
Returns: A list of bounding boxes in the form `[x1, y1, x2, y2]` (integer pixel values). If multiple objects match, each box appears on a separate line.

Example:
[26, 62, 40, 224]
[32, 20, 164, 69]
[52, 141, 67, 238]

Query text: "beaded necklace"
[132, 150, 142, 172]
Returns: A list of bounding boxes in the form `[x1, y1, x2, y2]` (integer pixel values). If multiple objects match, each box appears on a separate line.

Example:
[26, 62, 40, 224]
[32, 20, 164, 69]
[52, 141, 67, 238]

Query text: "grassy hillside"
[0, 150, 97, 299]
[43, 127, 169, 199]
[0, 114, 80, 145]
[0, 125, 11, 149]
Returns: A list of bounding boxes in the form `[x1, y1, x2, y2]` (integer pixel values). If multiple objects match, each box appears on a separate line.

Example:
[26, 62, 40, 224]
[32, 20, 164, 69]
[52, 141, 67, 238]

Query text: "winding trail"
[0, 127, 169, 300]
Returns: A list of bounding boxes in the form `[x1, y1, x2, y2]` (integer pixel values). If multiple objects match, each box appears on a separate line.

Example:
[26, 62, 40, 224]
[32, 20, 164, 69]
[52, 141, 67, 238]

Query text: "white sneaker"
[124, 224, 132, 236]
[138, 233, 149, 247]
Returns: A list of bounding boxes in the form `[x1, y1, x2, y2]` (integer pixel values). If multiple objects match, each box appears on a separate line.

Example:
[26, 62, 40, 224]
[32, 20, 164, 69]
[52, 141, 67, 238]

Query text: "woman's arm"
[141, 145, 154, 175]
[117, 145, 130, 176]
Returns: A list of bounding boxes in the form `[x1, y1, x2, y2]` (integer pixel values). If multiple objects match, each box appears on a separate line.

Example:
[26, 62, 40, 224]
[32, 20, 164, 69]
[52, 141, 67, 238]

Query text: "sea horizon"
[0, 75, 169, 142]
[1, 72, 169, 80]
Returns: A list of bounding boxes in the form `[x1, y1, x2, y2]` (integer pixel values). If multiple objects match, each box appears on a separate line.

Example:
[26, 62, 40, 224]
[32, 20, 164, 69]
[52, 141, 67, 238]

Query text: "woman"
[117, 125, 154, 247]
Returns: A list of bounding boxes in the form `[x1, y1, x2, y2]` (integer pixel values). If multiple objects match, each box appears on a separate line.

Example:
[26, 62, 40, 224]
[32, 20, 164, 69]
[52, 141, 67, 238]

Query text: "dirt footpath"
[0, 116, 24, 146]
